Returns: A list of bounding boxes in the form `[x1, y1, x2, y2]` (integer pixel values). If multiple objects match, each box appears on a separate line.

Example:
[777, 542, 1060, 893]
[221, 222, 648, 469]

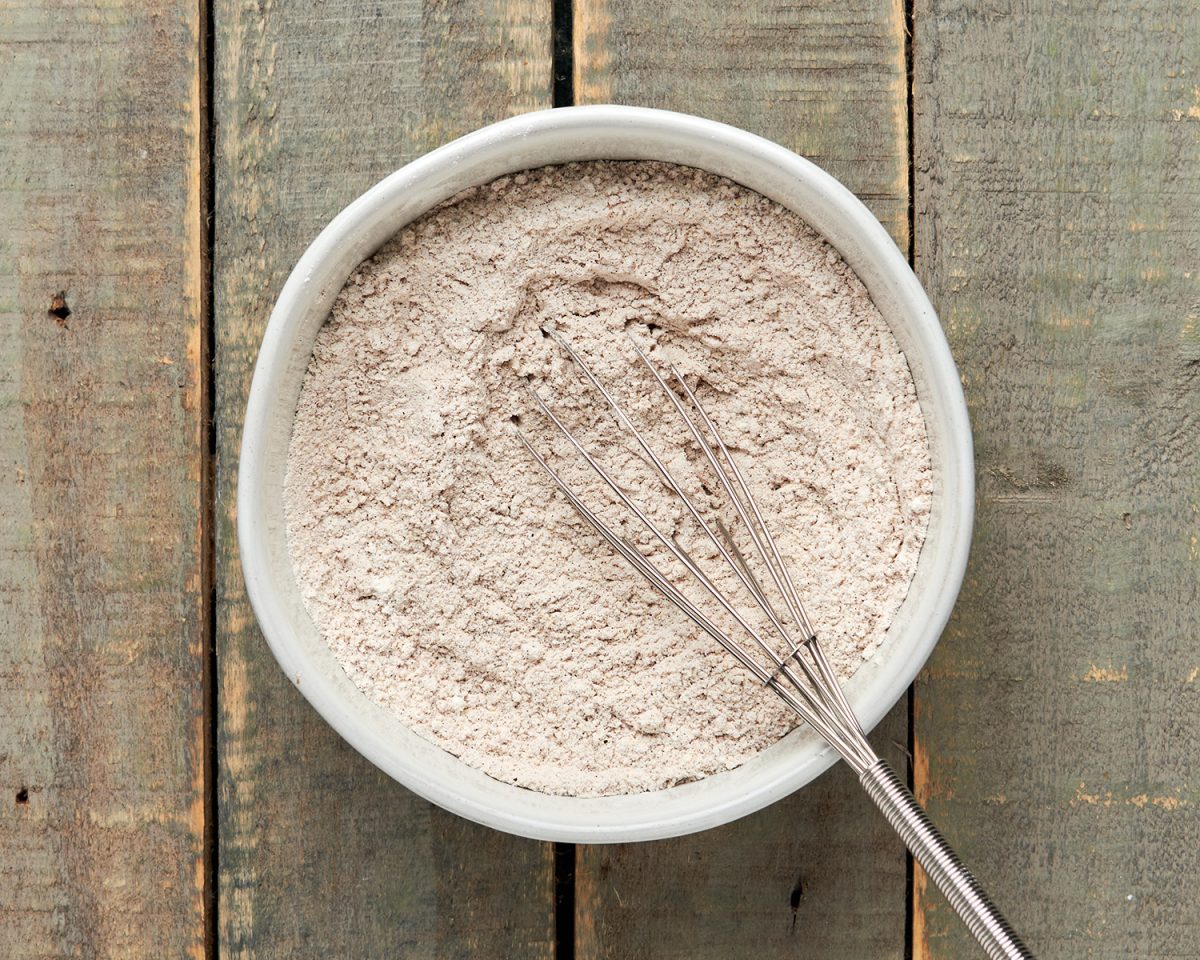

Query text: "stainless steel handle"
[860, 759, 1035, 960]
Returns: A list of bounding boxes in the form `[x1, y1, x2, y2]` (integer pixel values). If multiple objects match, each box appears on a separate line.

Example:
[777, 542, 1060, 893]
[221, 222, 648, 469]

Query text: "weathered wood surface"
[4, 1, 1197, 956]
[0, 2, 207, 958]
[575, 0, 910, 246]
[576, 738, 912, 960]
[572, 2, 912, 956]
[913, 0, 1200, 956]
[212, 1, 557, 955]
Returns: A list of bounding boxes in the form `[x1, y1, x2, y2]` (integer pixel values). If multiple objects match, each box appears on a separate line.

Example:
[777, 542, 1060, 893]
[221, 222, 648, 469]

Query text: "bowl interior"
[238, 106, 973, 843]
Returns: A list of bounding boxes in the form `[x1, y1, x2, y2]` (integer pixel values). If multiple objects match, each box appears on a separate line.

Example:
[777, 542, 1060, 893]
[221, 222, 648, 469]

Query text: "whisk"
[518, 331, 1034, 960]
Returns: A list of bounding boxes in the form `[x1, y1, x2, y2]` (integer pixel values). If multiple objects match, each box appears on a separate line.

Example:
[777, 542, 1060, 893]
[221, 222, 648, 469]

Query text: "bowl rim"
[238, 104, 974, 842]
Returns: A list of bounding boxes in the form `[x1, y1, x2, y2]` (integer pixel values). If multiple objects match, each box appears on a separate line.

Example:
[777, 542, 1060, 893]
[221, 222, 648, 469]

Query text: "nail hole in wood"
[49, 292, 71, 324]
[789, 876, 805, 933]
[15, 787, 29, 804]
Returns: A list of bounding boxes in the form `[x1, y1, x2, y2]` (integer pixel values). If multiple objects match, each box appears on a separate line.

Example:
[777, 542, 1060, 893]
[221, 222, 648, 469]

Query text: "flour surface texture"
[285, 161, 931, 797]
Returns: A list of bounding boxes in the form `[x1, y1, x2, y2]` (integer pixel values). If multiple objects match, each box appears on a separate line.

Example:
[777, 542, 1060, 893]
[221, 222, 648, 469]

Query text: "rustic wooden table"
[3, 0, 1199, 956]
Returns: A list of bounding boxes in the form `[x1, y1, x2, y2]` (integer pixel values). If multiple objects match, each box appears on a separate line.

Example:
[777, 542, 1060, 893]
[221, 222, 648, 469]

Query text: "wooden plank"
[0, 2, 206, 958]
[577, 729, 912, 960]
[212, 1, 556, 955]
[913, 1, 1200, 956]
[575, 0, 910, 245]
[573, 2, 912, 957]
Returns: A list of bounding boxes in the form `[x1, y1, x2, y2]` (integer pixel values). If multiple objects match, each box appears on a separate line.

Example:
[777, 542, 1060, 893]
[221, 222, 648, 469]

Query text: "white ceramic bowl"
[239, 105, 973, 843]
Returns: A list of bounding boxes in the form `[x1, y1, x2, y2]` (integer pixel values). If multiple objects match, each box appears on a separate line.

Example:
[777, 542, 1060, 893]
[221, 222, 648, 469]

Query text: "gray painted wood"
[212, 1, 557, 955]
[913, 0, 1200, 956]
[5, 2, 1191, 956]
[573, 1, 912, 956]
[0, 2, 206, 956]
[575, 0, 911, 246]
[577, 734, 912, 960]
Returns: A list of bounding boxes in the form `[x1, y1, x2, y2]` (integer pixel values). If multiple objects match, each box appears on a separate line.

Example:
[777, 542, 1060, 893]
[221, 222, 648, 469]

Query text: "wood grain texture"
[576, 727, 911, 960]
[575, 0, 910, 246]
[913, 1, 1200, 956]
[573, 2, 912, 957]
[0, 2, 206, 957]
[212, 1, 556, 955]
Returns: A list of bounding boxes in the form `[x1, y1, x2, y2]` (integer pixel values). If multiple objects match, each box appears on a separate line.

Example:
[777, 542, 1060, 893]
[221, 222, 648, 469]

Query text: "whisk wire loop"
[523, 332, 877, 773]
[552, 331, 806, 654]
[513, 429, 854, 753]
[525, 403, 867, 763]
[663, 357, 816, 642]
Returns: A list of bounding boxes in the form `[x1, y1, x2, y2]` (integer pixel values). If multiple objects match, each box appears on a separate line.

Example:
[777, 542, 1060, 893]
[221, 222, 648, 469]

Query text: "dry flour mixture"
[284, 161, 931, 796]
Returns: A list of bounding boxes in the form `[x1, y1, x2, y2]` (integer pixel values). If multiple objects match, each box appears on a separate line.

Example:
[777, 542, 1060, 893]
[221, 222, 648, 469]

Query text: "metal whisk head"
[517, 331, 879, 775]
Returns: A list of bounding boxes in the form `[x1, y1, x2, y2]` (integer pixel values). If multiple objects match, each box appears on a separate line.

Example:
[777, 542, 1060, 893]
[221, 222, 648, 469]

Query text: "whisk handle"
[860, 759, 1035, 960]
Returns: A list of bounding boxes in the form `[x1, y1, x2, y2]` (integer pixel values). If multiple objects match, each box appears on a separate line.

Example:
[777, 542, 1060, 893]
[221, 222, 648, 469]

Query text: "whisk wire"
[543, 332, 800, 655]
[666, 361, 816, 642]
[529, 388, 863, 752]
[662, 357, 864, 737]
[619, 336, 811, 653]
[523, 333, 876, 773]
[513, 428, 856, 753]
[530, 389, 782, 664]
